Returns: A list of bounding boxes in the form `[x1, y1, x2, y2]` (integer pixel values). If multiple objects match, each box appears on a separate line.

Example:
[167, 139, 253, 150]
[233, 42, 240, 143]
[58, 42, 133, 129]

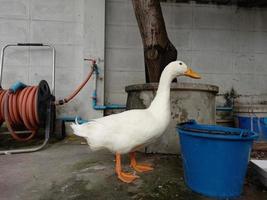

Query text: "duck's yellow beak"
[184, 68, 201, 79]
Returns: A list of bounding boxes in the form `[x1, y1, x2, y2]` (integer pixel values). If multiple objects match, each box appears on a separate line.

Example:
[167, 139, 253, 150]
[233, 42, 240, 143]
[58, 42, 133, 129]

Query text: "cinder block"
[83, 0, 105, 47]
[0, 19, 28, 42]
[256, 75, 267, 95]
[31, 0, 82, 22]
[234, 53, 253, 74]
[180, 72, 233, 94]
[169, 29, 192, 51]
[0, 42, 29, 65]
[2, 66, 29, 87]
[191, 51, 234, 74]
[105, 48, 144, 72]
[105, 92, 127, 105]
[0, 0, 29, 19]
[193, 5, 234, 30]
[168, 4, 193, 29]
[161, 3, 174, 27]
[192, 29, 234, 52]
[232, 73, 258, 95]
[207, 73, 234, 94]
[30, 21, 83, 45]
[28, 65, 52, 86]
[29, 47, 52, 67]
[105, 70, 145, 93]
[124, 0, 137, 25]
[83, 0, 105, 63]
[251, 32, 267, 53]
[28, 65, 83, 93]
[177, 50, 192, 66]
[254, 10, 267, 31]
[105, 25, 142, 49]
[55, 95, 91, 119]
[106, 0, 136, 26]
[233, 31, 253, 53]
[29, 45, 83, 68]
[55, 45, 83, 67]
[232, 9, 255, 31]
[233, 53, 266, 75]
[234, 31, 267, 54]
[54, 67, 81, 91]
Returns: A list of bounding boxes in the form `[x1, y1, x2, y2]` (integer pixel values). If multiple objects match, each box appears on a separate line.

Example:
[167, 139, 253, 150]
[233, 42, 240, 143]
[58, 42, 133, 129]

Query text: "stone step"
[250, 159, 267, 187]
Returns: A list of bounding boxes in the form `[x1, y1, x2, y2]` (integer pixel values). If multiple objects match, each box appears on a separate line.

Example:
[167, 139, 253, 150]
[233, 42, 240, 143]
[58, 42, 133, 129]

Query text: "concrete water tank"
[125, 82, 219, 154]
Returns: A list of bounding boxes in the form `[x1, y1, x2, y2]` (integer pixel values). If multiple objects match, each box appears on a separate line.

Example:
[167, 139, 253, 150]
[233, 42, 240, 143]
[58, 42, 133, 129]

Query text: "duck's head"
[168, 60, 201, 79]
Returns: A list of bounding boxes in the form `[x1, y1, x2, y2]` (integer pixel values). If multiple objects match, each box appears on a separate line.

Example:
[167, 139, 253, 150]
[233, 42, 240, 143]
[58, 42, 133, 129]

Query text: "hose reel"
[1, 80, 52, 141]
[0, 43, 96, 155]
[0, 43, 56, 154]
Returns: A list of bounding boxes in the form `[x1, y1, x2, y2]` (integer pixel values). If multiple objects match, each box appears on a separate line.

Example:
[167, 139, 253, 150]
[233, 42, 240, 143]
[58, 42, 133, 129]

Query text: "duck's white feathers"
[70, 61, 193, 154]
[71, 108, 169, 154]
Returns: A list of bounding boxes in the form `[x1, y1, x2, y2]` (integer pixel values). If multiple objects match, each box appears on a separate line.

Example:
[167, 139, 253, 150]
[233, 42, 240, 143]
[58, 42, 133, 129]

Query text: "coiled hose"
[0, 86, 39, 141]
[0, 62, 95, 141]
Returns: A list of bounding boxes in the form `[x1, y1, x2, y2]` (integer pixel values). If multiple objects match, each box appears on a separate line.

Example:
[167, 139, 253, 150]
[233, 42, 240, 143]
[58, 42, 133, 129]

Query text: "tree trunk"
[132, 0, 177, 83]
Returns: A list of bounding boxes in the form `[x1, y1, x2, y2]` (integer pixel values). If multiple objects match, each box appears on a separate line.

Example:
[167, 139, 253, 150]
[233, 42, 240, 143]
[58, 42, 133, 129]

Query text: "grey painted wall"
[105, 0, 267, 106]
[0, 0, 105, 119]
[1, 0, 267, 120]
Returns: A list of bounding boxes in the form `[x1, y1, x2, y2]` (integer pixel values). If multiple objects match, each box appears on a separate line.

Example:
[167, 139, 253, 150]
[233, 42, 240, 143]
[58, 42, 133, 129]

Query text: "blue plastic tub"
[236, 116, 267, 140]
[177, 120, 258, 199]
[234, 104, 267, 141]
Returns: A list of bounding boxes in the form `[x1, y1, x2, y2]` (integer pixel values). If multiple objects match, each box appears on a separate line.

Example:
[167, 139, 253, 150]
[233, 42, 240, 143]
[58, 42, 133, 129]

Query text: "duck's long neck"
[148, 68, 175, 115]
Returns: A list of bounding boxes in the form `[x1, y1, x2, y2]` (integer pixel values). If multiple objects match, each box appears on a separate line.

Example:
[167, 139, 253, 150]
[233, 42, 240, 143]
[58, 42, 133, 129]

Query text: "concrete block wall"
[1, 0, 267, 120]
[0, 0, 105, 120]
[105, 0, 267, 106]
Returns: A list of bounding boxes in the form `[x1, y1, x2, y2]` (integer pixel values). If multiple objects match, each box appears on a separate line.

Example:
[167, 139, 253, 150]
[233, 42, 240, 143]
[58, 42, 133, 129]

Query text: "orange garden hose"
[55, 65, 94, 105]
[0, 87, 39, 141]
[0, 60, 95, 142]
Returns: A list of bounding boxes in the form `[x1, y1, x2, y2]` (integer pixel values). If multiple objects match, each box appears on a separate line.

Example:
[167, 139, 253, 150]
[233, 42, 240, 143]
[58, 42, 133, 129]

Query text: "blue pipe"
[216, 107, 233, 111]
[57, 116, 88, 124]
[92, 64, 126, 110]
[92, 90, 126, 110]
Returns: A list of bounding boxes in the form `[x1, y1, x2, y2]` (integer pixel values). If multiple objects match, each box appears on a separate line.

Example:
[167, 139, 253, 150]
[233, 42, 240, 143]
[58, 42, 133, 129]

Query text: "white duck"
[71, 61, 200, 183]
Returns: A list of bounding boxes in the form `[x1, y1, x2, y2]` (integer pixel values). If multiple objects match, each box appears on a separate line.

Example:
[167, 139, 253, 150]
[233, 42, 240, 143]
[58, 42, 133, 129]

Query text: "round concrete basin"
[125, 82, 219, 154]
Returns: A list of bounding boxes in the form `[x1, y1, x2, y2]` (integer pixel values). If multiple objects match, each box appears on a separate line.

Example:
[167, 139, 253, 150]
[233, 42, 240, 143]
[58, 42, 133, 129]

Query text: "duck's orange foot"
[131, 163, 154, 173]
[130, 152, 154, 173]
[115, 153, 139, 183]
[117, 172, 139, 183]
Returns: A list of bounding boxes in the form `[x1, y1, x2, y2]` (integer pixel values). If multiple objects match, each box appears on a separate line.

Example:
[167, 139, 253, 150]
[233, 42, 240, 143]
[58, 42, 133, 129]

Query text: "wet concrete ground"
[0, 138, 267, 200]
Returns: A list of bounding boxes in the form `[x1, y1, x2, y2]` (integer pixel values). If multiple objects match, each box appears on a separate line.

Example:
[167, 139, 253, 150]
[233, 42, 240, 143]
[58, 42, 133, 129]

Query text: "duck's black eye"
[179, 62, 182, 65]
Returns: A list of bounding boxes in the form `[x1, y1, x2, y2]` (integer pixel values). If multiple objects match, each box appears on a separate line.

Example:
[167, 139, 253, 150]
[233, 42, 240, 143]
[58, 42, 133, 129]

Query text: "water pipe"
[57, 116, 88, 124]
[91, 62, 126, 110]
[216, 107, 233, 111]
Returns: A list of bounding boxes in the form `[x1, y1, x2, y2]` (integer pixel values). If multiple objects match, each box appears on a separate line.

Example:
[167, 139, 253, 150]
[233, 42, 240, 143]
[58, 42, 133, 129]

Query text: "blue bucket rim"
[177, 120, 258, 141]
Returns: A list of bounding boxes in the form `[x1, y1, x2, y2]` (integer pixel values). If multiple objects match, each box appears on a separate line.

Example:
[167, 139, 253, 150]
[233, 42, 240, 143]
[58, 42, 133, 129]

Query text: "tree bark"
[132, 0, 177, 83]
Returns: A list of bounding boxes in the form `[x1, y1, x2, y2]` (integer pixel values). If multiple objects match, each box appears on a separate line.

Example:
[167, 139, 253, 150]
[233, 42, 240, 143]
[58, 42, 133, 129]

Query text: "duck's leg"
[115, 153, 139, 183]
[130, 152, 154, 173]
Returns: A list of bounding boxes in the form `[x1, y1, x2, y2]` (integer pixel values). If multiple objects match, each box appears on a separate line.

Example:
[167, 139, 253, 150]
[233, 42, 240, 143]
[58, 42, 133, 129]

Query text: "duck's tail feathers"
[70, 122, 87, 138]
[75, 116, 79, 125]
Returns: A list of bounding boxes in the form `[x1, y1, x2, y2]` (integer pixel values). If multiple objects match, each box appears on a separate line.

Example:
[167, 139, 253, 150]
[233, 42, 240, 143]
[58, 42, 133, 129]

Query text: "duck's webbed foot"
[130, 152, 154, 173]
[115, 153, 139, 183]
[118, 171, 139, 183]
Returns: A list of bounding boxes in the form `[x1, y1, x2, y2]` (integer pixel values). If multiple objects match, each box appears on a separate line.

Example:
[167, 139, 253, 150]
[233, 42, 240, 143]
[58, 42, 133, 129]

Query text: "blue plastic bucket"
[177, 120, 258, 198]
[234, 104, 267, 141]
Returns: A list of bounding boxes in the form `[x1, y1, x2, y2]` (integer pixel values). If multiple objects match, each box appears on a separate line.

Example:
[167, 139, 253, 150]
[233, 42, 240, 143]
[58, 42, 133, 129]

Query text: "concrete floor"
[0, 138, 267, 200]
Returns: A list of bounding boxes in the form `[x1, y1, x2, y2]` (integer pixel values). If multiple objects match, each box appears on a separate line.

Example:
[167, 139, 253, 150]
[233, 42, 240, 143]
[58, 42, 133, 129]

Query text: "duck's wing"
[71, 109, 164, 153]
[71, 109, 149, 139]
[93, 109, 156, 133]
